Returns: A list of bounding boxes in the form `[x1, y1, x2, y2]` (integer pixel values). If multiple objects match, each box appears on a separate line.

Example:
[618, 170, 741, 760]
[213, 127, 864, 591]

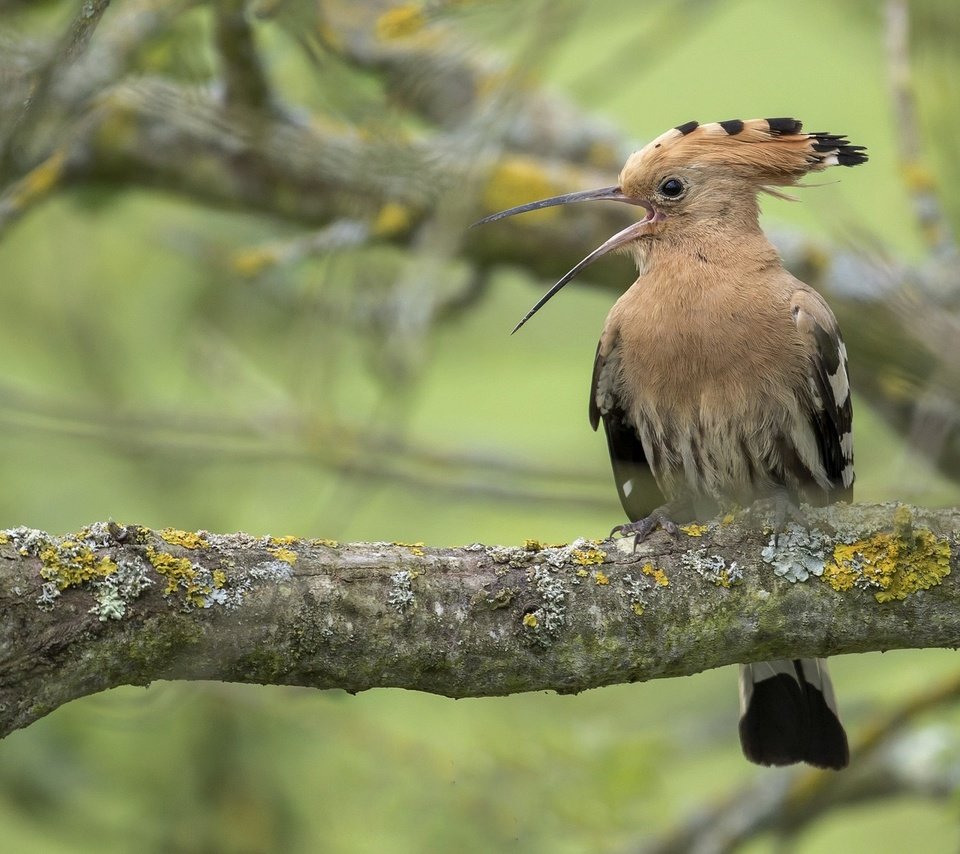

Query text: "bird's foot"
[770, 490, 808, 548]
[610, 503, 684, 550]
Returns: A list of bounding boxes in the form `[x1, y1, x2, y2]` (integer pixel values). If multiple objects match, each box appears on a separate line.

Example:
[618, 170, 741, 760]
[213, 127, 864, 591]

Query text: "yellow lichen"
[372, 202, 412, 237]
[212, 569, 227, 588]
[680, 523, 709, 537]
[721, 513, 736, 526]
[902, 161, 937, 192]
[571, 547, 606, 566]
[641, 563, 669, 587]
[522, 612, 539, 628]
[313, 538, 339, 548]
[823, 511, 951, 602]
[0, 533, 8, 544]
[394, 541, 426, 557]
[160, 528, 209, 550]
[232, 245, 279, 277]
[878, 372, 917, 403]
[523, 539, 545, 552]
[631, 602, 645, 617]
[586, 140, 618, 169]
[575, 568, 589, 578]
[39, 542, 117, 589]
[146, 546, 208, 605]
[376, 4, 425, 40]
[482, 157, 565, 222]
[8, 150, 66, 211]
[270, 547, 298, 565]
[594, 570, 609, 586]
[270, 535, 300, 546]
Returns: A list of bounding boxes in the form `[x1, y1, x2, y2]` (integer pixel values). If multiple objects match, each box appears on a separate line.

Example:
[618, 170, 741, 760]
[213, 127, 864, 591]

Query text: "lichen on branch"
[0, 503, 957, 741]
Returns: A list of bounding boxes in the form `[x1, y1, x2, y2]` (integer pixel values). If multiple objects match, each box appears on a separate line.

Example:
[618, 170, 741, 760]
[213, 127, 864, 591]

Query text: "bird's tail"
[738, 658, 848, 769]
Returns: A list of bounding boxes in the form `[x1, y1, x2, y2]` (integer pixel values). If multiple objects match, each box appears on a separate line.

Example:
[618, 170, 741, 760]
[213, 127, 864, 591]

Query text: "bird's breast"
[604, 274, 811, 502]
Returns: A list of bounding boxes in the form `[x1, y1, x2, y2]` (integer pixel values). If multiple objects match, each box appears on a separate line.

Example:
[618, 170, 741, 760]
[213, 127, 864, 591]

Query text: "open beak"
[471, 186, 654, 333]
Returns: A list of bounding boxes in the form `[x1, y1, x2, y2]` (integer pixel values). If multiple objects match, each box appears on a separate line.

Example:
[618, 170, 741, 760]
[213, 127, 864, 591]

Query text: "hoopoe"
[476, 118, 865, 769]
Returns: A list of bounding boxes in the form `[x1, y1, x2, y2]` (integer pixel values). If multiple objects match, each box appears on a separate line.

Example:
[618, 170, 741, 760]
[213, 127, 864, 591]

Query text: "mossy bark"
[0, 503, 957, 740]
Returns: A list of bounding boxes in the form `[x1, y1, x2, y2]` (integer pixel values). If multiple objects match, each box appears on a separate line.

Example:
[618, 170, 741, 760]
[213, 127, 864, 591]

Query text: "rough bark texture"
[1, 503, 957, 740]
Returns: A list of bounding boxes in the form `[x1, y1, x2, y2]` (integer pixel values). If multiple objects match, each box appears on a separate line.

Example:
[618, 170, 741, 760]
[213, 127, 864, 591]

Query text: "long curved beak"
[471, 185, 653, 333]
[471, 185, 642, 227]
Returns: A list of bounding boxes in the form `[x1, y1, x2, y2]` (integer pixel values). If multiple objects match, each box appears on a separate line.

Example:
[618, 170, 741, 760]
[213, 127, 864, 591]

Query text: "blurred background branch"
[642, 670, 960, 854]
[0, 0, 957, 492]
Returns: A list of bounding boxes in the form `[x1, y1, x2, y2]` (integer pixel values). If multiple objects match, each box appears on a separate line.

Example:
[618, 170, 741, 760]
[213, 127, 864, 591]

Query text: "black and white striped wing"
[589, 339, 663, 522]
[792, 290, 854, 502]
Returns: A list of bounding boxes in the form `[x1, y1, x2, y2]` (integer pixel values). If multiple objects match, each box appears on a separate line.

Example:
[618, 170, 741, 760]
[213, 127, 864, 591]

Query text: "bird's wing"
[590, 337, 663, 522]
[791, 289, 854, 501]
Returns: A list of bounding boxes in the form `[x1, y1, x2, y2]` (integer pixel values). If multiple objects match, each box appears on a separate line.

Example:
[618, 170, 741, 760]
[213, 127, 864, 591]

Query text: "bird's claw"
[771, 491, 808, 547]
[610, 507, 682, 550]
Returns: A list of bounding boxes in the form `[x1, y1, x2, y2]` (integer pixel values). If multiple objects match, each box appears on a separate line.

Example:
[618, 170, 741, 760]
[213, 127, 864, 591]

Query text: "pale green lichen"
[89, 556, 154, 621]
[682, 549, 741, 587]
[36, 581, 60, 611]
[388, 570, 415, 612]
[5, 526, 49, 557]
[761, 526, 829, 582]
[487, 545, 531, 568]
[521, 565, 568, 645]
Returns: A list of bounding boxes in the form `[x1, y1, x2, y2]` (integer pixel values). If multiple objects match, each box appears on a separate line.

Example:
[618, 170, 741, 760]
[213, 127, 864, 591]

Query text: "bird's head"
[473, 118, 867, 332]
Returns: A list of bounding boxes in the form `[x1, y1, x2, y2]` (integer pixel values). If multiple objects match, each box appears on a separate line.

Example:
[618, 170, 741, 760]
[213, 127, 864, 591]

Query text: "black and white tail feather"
[739, 659, 848, 769]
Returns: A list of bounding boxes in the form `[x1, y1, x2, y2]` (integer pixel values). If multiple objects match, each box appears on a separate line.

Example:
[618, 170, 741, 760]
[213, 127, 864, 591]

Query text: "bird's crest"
[622, 117, 867, 187]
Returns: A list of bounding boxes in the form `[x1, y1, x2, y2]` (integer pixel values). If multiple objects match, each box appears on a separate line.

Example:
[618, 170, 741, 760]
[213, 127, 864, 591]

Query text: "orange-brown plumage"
[476, 116, 867, 770]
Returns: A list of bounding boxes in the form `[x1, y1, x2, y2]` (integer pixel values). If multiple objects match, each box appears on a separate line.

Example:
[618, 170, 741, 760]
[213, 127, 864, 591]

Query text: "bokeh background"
[1, 1, 959, 851]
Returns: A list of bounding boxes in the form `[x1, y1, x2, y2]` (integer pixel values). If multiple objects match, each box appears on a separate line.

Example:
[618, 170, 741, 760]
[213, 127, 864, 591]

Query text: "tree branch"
[0, 0, 112, 183]
[1, 503, 957, 741]
[213, 0, 273, 111]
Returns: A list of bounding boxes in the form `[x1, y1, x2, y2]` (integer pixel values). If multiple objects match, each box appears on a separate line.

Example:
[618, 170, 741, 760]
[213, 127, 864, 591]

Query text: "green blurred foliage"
[0, 1, 958, 852]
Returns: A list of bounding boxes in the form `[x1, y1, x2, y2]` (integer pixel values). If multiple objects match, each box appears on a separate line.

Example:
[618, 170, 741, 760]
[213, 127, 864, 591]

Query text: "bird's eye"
[659, 177, 685, 198]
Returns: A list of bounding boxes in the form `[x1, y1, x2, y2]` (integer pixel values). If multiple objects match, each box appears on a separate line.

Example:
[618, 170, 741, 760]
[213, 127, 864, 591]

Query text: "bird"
[474, 117, 866, 769]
